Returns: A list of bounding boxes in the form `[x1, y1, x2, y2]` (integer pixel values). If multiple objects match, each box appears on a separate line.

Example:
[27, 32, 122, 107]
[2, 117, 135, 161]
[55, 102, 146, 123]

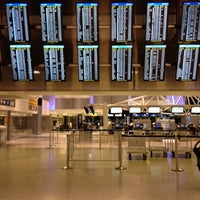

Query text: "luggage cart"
[148, 131, 169, 158]
[193, 140, 200, 171]
[127, 136, 148, 160]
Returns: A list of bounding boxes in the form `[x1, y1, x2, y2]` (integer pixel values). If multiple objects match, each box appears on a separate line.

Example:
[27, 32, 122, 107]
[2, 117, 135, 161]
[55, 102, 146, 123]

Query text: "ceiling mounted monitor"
[6, 3, 30, 42]
[111, 2, 133, 43]
[171, 106, 184, 114]
[180, 2, 200, 42]
[191, 106, 200, 114]
[40, 3, 63, 43]
[146, 2, 169, 42]
[176, 44, 200, 81]
[110, 107, 123, 114]
[144, 45, 166, 81]
[129, 107, 141, 113]
[111, 45, 132, 81]
[76, 2, 98, 43]
[43, 45, 65, 81]
[115, 113, 122, 117]
[10, 44, 33, 81]
[78, 45, 99, 81]
[148, 106, 161, 113]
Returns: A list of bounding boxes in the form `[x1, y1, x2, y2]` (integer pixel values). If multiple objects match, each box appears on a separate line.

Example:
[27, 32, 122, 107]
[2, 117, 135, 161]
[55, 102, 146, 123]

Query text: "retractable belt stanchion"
[99, 130, 102, 149]
[116, 130, 127, 170]
[47, 130, 54, 149]
[55, 130, 60, 144]
[171, 132, 184, 172]
[63, 132, 73, 170]
[48, 131, 52, 149]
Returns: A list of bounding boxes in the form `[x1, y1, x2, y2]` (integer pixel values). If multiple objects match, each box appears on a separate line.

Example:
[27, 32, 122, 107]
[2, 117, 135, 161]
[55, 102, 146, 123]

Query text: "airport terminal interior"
[0, 0, 200, 199]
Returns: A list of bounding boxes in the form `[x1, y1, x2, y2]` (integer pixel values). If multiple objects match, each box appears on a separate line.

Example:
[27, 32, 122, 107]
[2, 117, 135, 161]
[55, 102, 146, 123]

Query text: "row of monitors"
[110, 106, 200, 114]
[8, 43, 200, 81]
[5, 2, 200, 43]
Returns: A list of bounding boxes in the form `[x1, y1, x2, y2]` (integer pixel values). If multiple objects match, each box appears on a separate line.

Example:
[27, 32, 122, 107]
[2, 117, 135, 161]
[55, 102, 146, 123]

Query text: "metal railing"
[46, 128, 200, 171]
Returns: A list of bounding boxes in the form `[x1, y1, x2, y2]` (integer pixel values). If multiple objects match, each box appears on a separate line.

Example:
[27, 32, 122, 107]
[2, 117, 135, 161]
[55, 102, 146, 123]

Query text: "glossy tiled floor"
[0, 132, 200, 200]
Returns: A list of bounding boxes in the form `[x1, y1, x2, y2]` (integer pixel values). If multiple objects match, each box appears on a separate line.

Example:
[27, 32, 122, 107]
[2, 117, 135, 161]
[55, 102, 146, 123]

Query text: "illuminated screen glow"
[148, 107, 161, 113]
[180, 2, 200, 41]
[176, 44, 200, 81]
[6, 3, 30, 42]
[78, 45, 99, 81]
[76, 3, 98, 43]
[111, 2, 133, 42]
[110, 107, 123, 114]
[144, 45, 166, 81]
[43, 45, 65, 81]
[171, 107, 184, 113]
[111, 45, 132, 81]
[191, 106, 200, 114]
[146, 2, 169, 42]
[129, 107, 141, 113]
[10, 44, 33, 81]
[40, 3, 63, 42]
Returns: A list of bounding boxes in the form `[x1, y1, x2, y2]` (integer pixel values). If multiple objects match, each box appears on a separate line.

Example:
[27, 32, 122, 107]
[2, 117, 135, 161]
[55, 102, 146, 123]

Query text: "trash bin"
[193, 140, 200, 171]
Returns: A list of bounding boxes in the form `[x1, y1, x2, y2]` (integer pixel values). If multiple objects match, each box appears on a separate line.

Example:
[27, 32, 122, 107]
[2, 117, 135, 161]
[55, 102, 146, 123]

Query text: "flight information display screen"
[40, 3, 63, 43]
[78, 45, 99, 81]
[180, 2, 200, 42]
[111, 2, 133, 43]
[144, 45, 166, 81]
[76, 3, 98, 43]
[176, 44, 200, 81]
[43, 45, 65, 81]
[146, 2, 169, 42]
[111, 45, 132, 81]
[6, 3, 30, 42]
[10, 44, 33, 81]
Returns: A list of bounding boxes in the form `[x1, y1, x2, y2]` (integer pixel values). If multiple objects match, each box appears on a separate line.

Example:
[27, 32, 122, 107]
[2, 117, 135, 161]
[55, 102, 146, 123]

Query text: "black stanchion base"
[63, 166, 73, 170]
[171, 168, 184, 172]
[46, 146, 54, 149]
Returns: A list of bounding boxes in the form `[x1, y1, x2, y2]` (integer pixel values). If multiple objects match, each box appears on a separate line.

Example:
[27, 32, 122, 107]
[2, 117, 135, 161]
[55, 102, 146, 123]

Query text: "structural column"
[32, 98, 43, 135]
[103, 103, 108, 129]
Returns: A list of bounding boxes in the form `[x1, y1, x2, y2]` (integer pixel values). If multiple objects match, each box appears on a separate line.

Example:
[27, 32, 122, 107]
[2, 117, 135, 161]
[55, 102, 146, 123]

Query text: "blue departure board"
[111, 45, 132, 81]
[40, 3, 63, 43]
[180, 2, 200, 41]
[176, 44, 200, 81]
[78, 45, 99, 81]
[10, 44, 33, 81]
[111, 2, 133, 42]
[76, 3, 98, 43]
[6, 3, 30, 42]
[146, 2, 169, 42]
[43, 45, 65, 81]
[144, 45, 166, 81]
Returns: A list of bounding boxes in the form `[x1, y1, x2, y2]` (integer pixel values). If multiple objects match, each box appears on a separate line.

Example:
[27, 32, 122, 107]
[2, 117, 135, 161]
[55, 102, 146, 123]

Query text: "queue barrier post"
[99, 129, 102, 149]
[47, 130, 55, 149]
[171, 132, 184, 172]
[55, 130, 60, 144]
[63, 132, 73, 170]
[116, 130, 127, 170]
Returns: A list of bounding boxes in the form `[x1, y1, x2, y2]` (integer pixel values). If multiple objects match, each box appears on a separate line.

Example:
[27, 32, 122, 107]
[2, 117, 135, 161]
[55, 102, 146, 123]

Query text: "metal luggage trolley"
[148, 130, 170, 158]
[127, 131, 148, 160]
